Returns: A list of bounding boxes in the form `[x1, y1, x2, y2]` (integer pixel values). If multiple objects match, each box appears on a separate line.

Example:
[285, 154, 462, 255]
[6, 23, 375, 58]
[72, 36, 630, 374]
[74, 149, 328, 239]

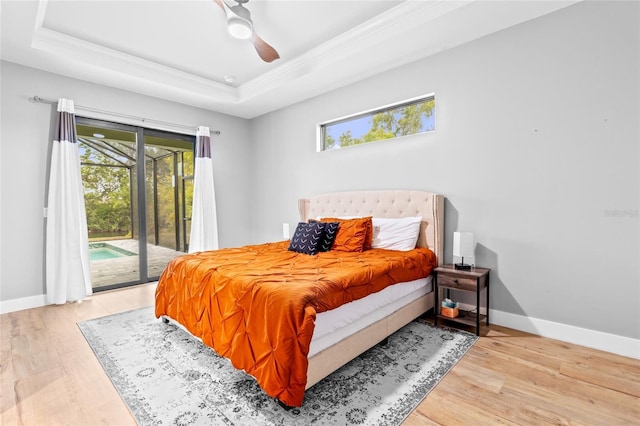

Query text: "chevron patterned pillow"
[317, 222, 339, 252]
[288, 222, 326, 255]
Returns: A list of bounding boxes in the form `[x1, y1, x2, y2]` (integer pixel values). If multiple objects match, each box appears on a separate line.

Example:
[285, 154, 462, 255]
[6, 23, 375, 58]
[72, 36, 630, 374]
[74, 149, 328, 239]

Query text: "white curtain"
[189, 126, 219, 253]
[46, 99, 92, 304]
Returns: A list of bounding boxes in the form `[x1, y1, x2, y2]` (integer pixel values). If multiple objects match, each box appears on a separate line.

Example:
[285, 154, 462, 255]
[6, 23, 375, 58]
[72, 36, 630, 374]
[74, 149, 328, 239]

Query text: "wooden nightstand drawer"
[437, 274, 477, 291]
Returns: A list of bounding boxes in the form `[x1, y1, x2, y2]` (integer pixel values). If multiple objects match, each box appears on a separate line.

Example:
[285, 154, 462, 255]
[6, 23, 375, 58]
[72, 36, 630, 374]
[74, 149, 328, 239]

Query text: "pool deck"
[90, 239, 184, 288]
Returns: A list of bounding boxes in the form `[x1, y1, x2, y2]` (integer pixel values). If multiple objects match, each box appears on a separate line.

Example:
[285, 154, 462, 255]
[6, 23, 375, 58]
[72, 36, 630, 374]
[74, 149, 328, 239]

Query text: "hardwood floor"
[2, 284, 638, 425]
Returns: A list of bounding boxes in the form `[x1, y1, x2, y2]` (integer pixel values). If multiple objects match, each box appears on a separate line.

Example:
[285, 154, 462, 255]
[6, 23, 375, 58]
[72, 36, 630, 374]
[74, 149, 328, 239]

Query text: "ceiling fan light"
[227, 18, 252, 39]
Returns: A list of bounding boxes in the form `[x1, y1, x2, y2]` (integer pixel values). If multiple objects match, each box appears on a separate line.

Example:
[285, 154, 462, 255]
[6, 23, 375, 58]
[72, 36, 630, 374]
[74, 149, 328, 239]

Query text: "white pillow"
[372, 216, 422, 251]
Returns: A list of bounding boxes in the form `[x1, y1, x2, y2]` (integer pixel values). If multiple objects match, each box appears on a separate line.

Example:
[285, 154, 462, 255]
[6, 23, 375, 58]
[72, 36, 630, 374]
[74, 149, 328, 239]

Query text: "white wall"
[0, 61, 253, 302]
[249, 1, 639, 343]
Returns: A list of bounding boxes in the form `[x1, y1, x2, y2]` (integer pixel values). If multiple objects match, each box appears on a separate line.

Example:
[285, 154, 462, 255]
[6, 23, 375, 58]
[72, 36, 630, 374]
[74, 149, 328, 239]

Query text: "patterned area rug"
[78, 306, 477, 425]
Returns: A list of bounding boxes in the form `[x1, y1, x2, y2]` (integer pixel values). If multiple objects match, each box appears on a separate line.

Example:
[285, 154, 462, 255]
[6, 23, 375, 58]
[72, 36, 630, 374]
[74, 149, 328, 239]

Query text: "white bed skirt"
[309, 276, 432, 357]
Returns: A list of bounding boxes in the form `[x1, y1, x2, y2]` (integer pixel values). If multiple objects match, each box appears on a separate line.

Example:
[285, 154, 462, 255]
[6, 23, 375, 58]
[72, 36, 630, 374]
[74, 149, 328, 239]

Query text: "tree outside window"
[320, 95, 435, 151]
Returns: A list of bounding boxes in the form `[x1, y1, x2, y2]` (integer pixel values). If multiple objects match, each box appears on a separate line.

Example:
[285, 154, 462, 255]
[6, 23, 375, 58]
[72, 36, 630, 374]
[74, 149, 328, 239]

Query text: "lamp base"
[454, 263, 472, 270]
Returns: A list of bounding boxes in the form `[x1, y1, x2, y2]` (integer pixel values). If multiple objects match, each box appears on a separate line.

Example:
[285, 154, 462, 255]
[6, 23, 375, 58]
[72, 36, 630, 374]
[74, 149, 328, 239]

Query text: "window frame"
[316, 93, 435, 152]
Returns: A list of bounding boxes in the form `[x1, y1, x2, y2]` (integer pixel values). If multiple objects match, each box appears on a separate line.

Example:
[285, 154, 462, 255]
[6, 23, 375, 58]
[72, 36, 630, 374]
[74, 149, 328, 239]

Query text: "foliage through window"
[79, 140, 134, 239]
[318, 94, 435, 151]
[77, 124, 195, 247]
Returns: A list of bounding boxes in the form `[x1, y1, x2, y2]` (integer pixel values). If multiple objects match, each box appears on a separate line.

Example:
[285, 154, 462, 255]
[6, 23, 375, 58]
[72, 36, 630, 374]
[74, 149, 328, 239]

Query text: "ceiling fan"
[212, 0, 280, 63]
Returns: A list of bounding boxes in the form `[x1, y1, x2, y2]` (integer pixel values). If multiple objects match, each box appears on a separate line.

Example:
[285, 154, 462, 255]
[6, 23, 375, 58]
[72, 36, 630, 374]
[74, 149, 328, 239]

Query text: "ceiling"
[1, 0, 580, 119]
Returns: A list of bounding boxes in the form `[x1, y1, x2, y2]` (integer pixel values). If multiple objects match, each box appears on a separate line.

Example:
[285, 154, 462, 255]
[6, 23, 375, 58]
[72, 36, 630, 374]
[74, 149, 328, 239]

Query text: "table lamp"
[453, 232, 474, 270]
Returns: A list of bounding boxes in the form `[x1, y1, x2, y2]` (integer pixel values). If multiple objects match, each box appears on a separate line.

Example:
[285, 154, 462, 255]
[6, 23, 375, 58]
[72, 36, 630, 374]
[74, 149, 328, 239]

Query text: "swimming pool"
[89, 243, 136, 261]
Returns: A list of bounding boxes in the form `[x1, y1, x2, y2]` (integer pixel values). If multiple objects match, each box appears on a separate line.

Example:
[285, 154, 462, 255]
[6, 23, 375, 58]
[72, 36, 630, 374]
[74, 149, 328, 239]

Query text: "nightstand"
[434, 265, 490, 336]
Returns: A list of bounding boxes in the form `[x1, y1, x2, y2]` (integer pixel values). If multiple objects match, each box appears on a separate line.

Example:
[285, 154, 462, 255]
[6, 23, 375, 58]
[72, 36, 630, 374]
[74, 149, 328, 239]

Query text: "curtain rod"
[28, 96, 221, 135]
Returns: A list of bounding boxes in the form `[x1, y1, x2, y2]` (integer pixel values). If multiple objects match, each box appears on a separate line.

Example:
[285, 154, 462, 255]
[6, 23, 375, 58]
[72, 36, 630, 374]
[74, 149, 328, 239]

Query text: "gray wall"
[249, 1, 639, 340]
[1, 1, 638, 342]
[0, 61, 253, 301]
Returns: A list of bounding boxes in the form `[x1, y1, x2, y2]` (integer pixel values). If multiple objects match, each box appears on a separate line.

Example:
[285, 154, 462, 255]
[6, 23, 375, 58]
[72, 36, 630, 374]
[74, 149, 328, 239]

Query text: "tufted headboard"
[298, 190, 444, 265]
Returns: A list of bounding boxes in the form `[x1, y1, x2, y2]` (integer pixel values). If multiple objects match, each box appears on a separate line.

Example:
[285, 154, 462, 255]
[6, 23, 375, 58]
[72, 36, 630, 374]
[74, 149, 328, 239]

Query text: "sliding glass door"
[76, 118, 195, 291]
[143, 130, 194, 278]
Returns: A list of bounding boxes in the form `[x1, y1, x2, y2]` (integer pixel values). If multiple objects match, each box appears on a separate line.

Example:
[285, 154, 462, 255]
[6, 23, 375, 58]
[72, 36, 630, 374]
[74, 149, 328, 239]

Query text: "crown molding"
[29, 0, 471, 116]
[31, 0, 237, 102]
[238, 0, 469, 101]
[25, 0, 582, 119]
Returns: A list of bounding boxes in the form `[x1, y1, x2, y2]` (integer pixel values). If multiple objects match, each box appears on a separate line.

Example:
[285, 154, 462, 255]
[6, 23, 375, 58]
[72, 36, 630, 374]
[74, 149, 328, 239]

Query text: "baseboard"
[490, 308, 640, 360]
[0, 294, 48, 314]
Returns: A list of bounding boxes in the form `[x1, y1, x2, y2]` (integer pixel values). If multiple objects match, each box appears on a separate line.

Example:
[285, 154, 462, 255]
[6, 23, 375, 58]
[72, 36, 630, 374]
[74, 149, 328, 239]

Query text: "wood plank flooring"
[1, 283, 638, 425]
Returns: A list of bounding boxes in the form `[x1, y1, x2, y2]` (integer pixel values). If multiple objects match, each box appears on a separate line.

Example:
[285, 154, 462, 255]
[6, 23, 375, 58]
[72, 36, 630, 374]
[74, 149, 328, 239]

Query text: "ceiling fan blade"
[213, 0, 279, 63]
[252, 33, 280, 63]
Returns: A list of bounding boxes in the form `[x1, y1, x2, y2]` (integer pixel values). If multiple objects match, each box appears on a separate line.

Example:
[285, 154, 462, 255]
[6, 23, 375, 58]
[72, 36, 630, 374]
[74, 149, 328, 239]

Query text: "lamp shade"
[453, 232, 474, 258]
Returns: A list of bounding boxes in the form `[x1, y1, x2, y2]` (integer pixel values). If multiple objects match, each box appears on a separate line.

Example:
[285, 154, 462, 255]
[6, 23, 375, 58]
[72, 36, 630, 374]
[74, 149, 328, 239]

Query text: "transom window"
[318, 94, 435, 151]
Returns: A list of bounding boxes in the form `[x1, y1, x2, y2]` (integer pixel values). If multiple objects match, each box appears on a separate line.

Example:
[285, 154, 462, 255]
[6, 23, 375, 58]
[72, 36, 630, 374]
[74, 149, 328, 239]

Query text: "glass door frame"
[76, 116, 195, 291]
[182, 175, 194, 252]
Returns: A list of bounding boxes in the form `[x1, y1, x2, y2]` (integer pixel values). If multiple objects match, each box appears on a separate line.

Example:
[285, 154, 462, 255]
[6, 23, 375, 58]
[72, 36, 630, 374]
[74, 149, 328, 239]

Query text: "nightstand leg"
[434, 276, 438, 327]
[476, 277, 480, 336]
[486, 272, 490, 326]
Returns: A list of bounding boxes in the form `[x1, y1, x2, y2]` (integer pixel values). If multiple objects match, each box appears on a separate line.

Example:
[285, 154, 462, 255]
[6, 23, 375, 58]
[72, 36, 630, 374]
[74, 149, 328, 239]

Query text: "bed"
[155, 189, 444, 407]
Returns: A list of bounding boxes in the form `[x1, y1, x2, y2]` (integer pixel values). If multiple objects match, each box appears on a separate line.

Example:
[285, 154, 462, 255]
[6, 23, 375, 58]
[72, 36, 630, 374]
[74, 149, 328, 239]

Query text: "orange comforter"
[154, 240, 437, 406]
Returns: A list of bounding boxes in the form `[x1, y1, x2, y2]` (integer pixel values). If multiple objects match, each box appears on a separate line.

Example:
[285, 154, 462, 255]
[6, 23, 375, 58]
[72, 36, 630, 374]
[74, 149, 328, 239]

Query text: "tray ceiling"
[1, 0, 580, 119]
